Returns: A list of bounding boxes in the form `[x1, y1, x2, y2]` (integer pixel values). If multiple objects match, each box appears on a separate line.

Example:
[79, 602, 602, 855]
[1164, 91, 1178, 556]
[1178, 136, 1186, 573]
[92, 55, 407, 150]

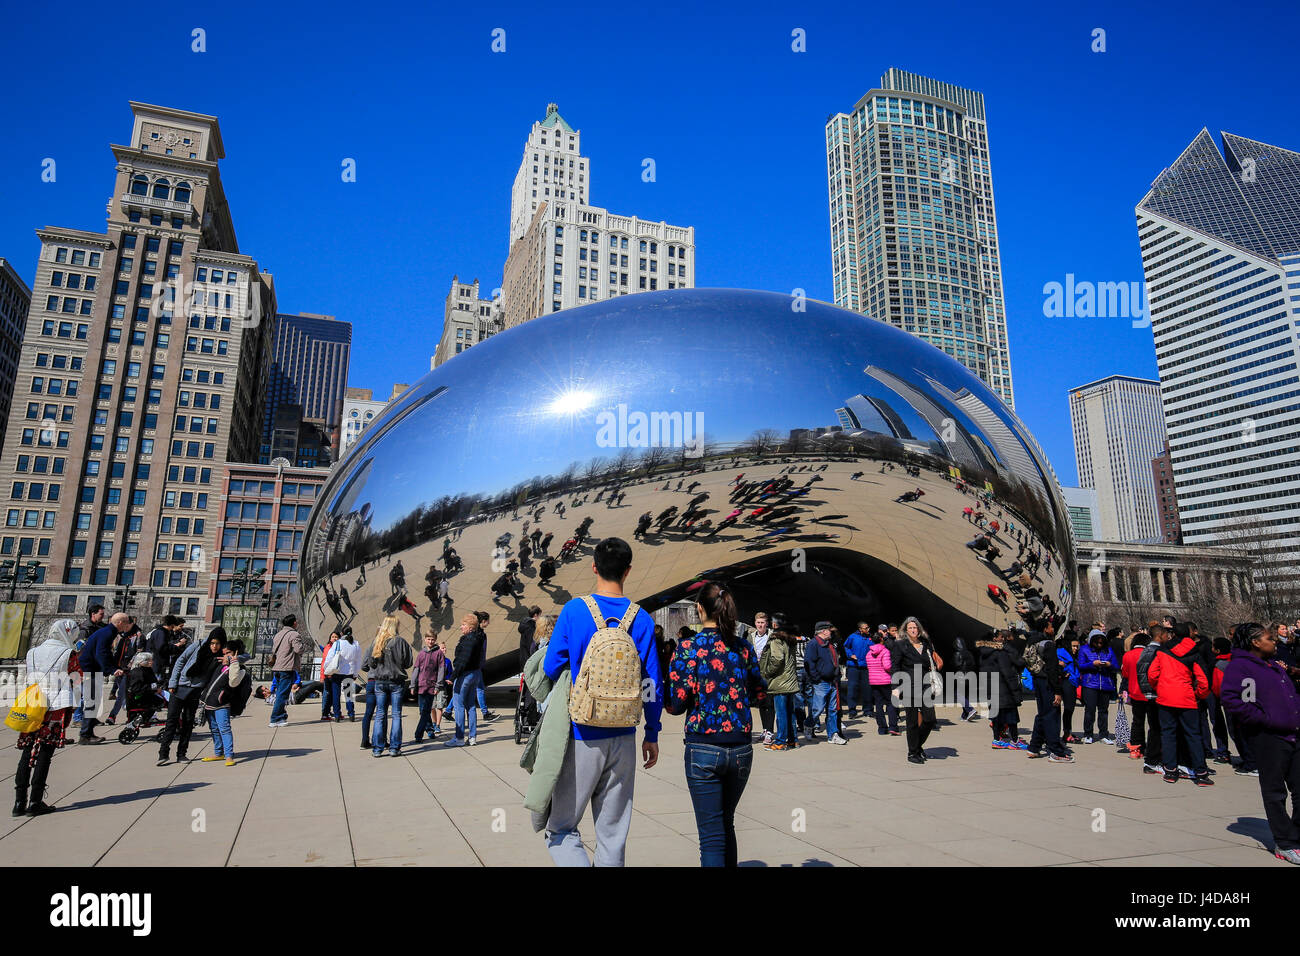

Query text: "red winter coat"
[1211, 653, 1231, 698]
[1121, 647, 1151, 702]
[1147, 637, 1209, 709]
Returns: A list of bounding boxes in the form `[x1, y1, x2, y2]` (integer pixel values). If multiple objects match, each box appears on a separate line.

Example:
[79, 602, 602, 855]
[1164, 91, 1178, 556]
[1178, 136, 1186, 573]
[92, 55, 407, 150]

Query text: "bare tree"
[745, 428, 781, 458]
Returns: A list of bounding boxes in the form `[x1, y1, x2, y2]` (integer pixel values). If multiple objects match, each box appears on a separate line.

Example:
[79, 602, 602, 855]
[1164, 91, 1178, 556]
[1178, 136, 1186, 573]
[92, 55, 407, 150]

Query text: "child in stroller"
[118, 651, 168, 744]
[514, 613, 554, 744]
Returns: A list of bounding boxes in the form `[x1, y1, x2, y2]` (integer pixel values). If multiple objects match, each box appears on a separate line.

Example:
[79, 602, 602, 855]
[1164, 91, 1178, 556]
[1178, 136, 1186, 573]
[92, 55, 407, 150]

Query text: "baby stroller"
[118, 652, 167, 744]
[514, 671, 540, 745]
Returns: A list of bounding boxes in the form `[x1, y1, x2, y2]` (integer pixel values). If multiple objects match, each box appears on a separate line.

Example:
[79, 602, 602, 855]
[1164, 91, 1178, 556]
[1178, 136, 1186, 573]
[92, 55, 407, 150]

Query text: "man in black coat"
[145, 615, 189, 683]
[1025, 622, 1073, 761]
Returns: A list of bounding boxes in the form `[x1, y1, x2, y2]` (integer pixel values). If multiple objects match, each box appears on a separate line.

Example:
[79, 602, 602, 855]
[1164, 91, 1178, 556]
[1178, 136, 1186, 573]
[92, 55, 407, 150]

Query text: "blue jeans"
[372, 680, 404, 754]
[321, 675, 336, 717]
[270, 670, 293, 723]
[773, 693, 795, 745]
[808, 681, 840, 738]
[362, 679, 386, 748]
[845, 668, 869, 715]
[415, 692, 436, 739]
[684, 742, 753, 867]
[454, 671, 481, 740]
[329, 674, 353, 719]
[208, 707, 233, 757]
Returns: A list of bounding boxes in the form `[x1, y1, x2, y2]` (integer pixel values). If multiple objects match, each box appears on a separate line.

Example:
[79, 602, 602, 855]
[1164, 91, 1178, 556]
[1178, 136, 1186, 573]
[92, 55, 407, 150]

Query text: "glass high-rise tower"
[827, 69, 1014, 407]
[1136, 129, 1300, 573]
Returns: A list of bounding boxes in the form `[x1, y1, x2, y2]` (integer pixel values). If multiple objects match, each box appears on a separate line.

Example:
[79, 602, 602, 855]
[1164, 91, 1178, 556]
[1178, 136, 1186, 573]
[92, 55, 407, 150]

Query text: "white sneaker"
[1100, 737, 1115, 745]
[444, 738, 467, 747]
[468, 737, 477, 746]
[762, 730, 773, 745]
[1082, 736, 1094, 744]
[828, 734, 848, 746]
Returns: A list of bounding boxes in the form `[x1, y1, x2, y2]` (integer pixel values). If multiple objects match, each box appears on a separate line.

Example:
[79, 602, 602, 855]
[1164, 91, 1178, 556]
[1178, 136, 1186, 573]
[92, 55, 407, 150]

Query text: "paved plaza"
[0, 692, 1288, 867]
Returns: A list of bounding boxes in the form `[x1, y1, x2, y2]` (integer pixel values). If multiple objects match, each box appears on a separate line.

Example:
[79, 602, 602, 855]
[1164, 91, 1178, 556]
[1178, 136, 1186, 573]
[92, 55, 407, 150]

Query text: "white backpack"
[568, 596, 644, 728]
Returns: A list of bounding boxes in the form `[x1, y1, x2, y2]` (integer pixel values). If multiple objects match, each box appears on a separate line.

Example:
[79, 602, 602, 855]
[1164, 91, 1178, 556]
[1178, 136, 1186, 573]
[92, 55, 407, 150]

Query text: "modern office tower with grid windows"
[502, 104, 695, 329]
[1136, 130, 1300, 572]
[0, 103, 277, 635]
[1069, 375, 1167, 544]
[827, 69, 1015, 408]
[260, 312, 351, 464]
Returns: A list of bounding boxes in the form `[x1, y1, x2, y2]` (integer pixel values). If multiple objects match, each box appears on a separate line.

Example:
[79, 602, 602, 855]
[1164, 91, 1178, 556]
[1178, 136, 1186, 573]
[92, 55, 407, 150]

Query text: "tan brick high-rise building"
[0, 103, 276, 640]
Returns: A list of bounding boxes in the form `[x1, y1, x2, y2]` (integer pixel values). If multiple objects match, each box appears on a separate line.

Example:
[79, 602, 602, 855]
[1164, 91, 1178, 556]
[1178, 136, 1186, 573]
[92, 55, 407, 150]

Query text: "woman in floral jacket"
[666, 581, 766, 867]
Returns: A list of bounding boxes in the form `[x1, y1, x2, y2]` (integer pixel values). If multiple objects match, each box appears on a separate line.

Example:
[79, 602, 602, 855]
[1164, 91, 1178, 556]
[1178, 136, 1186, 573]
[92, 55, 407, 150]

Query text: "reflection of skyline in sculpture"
[299, 290, 1074, 680]
[836, 394, 915, 442]
[863, 366, 989, 473]
[921, 374, 1044, 496]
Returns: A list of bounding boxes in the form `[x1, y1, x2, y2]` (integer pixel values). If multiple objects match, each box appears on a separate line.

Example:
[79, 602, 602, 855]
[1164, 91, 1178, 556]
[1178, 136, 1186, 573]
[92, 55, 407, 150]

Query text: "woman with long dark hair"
[891, 616, 943, 764]
[665, 582, 766, 866]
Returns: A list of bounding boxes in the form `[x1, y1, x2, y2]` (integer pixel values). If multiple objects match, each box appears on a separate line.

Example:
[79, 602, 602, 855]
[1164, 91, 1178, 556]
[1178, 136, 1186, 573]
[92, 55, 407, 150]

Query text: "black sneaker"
[482, 711, 501, 722]
[1192, 773, 1215, 787]
[157, 757, 170, 766]
[1163, 770, 1179, 784]
[906, 755, 925, 764]
[1026, 749, 1046, 759]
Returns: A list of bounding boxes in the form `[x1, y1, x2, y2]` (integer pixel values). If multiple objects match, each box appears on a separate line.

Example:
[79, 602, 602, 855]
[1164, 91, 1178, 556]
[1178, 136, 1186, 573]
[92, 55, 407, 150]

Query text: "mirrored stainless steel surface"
[301, 289, 1074, 679]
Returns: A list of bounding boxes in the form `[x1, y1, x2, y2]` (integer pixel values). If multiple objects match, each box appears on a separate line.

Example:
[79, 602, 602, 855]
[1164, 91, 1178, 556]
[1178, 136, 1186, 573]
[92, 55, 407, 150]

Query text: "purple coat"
[1221, 649, 1300, 742]
[412, 648, 448, 695]
[1077, 644, 1119, 692]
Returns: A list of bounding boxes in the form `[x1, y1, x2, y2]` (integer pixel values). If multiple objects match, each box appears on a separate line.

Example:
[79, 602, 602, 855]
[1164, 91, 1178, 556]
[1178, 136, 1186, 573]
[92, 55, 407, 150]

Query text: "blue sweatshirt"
[544, 593, 663, 743]
[844, 633, 872, 668]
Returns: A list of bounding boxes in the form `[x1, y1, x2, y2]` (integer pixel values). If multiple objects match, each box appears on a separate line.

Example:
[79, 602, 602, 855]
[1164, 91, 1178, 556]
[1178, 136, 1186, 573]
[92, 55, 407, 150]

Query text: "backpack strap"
[582, 595, 607, 631]
[617, 602, 641, 633]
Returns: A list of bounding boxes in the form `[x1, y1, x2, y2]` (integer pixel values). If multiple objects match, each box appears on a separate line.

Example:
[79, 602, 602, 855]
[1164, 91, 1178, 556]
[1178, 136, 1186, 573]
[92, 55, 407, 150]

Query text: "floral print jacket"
[666, 627, 767, 742]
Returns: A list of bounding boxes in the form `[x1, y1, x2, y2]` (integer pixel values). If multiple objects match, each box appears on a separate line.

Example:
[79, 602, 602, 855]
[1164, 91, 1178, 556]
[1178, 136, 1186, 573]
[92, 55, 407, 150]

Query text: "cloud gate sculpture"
[301, 289, 1074, 682]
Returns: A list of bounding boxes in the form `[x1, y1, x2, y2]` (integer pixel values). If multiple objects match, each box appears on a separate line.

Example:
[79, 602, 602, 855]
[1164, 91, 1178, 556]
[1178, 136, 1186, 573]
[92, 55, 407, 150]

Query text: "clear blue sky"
[3, 0, 1298, 486]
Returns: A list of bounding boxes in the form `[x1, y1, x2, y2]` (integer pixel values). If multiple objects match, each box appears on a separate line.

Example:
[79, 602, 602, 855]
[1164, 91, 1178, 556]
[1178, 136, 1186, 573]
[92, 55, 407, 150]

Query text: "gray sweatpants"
[545, 733, 636, 866]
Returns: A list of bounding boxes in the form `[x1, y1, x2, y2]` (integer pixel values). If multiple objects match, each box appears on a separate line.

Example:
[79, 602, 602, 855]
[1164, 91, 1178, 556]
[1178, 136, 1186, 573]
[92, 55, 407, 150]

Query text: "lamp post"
[114, 586, 139, 613]
[0, 558, 42, 603]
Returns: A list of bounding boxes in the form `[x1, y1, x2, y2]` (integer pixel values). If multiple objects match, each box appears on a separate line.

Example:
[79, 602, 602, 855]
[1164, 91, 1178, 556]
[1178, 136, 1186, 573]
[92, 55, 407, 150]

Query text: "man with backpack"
[1023, 623, 1075, 762]
[540, 537, 662, 866]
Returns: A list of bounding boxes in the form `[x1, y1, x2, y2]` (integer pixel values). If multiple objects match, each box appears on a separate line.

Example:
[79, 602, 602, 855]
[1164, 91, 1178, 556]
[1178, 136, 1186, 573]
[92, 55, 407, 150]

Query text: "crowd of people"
[11, 553, 1300, 870]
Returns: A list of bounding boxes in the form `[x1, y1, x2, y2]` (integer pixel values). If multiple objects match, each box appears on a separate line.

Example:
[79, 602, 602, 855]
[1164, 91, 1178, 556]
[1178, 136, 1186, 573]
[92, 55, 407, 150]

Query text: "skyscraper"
[1136, 129, 1300, 566]
[1068, 375, 1167, 543]
[260, 312, 350, 464]
[1152, 441, 1182, 545]
[0, 258, 31, 454]
[827, 69, 1014, 406]
[502, 105, 695, 329]
[0, 103, 277, 632]
[433, 277, 502, 367]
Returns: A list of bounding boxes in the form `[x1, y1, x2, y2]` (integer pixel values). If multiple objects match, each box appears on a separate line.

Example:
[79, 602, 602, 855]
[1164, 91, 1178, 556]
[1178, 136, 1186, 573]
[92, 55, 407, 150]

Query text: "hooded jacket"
[759, 635, 800, 695]
[24, 619, 81, 711]
[333, 637, 362, 677]
[412, 646, 449, 694]
[364, 634, 413, 683]
[1146, 637, 1210, 709]
[1077, 637, 1119, 692]
[865, 642, 893, 685]
[1220, 649, 1300, 741]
